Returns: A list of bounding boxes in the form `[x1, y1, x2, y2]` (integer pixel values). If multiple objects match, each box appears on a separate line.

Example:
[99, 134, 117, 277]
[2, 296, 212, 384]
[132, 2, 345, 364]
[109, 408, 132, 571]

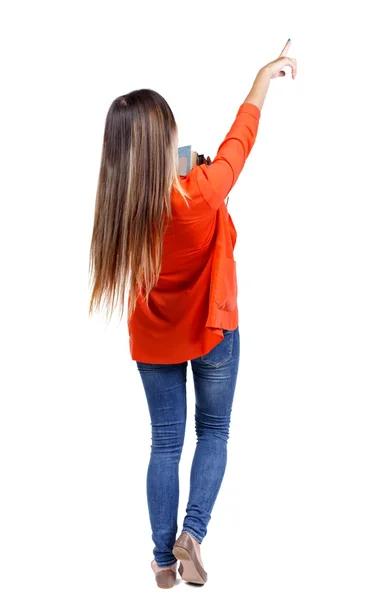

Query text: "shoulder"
[172, 168, 214, 218]
[179, 166, 215, 204]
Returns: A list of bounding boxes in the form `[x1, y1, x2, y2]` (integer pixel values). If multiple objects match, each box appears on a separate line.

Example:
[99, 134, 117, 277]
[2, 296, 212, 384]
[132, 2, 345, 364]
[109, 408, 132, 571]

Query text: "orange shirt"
[128, 102, 261, 363]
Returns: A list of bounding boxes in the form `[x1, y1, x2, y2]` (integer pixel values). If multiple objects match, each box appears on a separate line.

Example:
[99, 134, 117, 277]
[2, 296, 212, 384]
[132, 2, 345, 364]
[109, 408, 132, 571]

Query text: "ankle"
[151, 559, 177, 573]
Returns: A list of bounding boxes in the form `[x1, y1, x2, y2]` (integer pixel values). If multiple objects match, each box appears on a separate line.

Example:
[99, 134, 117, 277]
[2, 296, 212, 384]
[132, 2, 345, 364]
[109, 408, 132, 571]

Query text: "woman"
[88, 39, 297, 588]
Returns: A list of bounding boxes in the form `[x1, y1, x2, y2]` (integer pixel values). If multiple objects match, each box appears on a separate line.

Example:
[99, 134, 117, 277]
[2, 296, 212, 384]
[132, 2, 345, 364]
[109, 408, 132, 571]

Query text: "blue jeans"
[136, 326, 240, 567]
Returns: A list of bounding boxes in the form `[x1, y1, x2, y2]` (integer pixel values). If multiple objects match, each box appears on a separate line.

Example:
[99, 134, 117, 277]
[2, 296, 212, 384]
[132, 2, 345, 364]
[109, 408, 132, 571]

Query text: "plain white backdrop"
[1, 1, 373, 598]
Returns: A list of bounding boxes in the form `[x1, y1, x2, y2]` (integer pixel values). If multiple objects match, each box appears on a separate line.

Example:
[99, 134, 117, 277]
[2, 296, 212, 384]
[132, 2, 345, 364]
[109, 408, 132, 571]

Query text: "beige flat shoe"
[172, 533, 208, 585]
[151, 560, 177, 589]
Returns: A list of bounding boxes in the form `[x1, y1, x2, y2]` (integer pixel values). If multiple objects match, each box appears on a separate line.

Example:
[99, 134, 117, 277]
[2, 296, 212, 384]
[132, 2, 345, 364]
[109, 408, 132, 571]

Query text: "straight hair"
[88, 89, 191, 324]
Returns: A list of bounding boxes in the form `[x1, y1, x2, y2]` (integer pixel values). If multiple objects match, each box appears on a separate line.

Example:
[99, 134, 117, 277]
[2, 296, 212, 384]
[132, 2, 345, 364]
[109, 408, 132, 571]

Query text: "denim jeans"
[136, 326, 240, 567]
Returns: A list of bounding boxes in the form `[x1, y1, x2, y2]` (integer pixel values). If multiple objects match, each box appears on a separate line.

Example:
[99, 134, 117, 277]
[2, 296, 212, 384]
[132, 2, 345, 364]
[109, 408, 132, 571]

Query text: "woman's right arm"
[195, 40, 297, 210]
[243, 67, 271, 112]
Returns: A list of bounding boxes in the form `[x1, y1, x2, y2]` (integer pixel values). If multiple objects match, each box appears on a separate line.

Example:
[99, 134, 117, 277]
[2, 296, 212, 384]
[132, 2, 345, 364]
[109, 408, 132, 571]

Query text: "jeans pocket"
[200, 330, 234, 367]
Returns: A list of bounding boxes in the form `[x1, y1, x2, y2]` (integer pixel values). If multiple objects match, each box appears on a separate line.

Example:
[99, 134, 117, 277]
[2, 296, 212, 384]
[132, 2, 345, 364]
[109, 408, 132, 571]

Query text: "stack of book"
[178, 146, 229, 207]
[178, 145, 211, 176]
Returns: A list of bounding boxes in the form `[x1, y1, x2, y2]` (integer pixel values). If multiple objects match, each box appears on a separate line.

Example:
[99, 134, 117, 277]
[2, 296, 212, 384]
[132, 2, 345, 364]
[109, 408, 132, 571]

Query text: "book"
[178, 146, 213, 175]
[178, 145, 198, 176]
[178, 146, 229, 206]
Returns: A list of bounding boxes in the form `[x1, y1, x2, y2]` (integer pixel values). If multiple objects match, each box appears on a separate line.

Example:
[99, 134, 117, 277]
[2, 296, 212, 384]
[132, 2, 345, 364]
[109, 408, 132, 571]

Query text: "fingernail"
[287, 38, 291, 42]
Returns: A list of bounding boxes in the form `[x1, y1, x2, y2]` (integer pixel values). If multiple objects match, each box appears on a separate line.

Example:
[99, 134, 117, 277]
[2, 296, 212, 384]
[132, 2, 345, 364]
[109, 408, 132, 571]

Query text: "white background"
[1, 1, 373, 598]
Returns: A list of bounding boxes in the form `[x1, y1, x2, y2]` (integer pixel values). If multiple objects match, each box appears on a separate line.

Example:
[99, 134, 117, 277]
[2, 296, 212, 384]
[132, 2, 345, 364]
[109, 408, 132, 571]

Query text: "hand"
[262, 39, 297, 79]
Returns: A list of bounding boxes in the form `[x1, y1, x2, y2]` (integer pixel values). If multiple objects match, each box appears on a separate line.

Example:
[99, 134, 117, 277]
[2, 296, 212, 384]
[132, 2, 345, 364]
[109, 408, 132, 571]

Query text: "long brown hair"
[88, 89, 191, 324]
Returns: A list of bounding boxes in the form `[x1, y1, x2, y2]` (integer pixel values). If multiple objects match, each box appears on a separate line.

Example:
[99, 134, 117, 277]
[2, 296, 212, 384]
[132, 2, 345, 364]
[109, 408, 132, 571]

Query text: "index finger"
[279, 38, 291, 56]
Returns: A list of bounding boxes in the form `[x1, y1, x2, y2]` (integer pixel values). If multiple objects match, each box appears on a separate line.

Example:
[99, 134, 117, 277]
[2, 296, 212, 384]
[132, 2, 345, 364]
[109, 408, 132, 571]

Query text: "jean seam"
[201, 332, 234, 368]
[181, 527, 203, 544]
[155, 558, 178, 568]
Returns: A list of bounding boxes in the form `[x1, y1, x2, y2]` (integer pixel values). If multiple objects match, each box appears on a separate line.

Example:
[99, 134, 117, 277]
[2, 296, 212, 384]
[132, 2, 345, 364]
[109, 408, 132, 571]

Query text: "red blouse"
[128, 101, 261, 363]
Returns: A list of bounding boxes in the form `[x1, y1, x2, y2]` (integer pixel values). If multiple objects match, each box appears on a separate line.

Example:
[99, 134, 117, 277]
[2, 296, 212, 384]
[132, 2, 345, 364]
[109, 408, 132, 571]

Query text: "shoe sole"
[172, 546, 207, 585]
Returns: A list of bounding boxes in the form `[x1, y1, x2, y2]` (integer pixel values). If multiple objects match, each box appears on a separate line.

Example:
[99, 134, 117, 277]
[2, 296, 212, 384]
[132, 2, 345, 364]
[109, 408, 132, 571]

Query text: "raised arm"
[195, 100, 262, 210]
[196, 39, 297, 210]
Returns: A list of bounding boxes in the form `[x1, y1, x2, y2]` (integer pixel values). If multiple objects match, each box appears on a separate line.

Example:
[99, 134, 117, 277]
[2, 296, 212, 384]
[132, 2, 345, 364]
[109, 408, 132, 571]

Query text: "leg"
[182, 327, 240, 543]
[136, 360, 188, 567]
